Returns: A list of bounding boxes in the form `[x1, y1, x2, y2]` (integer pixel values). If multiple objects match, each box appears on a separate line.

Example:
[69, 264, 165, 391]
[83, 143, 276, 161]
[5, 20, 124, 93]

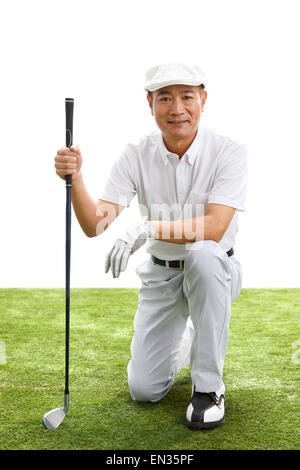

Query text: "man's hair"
[147, 84, 205, 100]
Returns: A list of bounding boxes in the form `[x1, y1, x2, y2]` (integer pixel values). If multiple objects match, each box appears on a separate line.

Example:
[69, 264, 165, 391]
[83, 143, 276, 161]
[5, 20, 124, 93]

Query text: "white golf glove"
[104, 222, 155, 278]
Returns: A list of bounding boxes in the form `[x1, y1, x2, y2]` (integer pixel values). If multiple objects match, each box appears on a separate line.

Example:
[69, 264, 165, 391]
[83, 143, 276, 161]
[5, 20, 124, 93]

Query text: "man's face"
[147, 84, 207, 142]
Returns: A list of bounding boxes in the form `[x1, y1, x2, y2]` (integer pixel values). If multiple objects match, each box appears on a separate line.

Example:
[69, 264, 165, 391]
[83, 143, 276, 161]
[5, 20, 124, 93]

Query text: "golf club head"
[43, 393, 69, 429]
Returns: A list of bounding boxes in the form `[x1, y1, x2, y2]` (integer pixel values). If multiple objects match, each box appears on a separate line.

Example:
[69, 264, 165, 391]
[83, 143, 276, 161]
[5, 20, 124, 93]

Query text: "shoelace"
[195, 391, 222, 409]
[209, 392, 223, 409]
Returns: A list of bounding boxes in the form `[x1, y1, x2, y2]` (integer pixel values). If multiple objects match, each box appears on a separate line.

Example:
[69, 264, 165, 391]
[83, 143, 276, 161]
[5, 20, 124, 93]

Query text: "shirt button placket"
[176, 157, 186, 204]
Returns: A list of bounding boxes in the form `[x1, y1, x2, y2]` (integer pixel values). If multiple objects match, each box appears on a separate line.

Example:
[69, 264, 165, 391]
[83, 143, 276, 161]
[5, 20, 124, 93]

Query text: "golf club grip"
[65, 98, 74, 186]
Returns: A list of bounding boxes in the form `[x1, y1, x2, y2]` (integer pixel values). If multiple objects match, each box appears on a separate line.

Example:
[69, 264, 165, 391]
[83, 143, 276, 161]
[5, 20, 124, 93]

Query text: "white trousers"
[127, 240, 242, 402]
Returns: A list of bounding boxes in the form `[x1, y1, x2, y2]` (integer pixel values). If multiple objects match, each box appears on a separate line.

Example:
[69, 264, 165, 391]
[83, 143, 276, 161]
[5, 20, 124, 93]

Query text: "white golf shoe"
[186, 385, 225, 429]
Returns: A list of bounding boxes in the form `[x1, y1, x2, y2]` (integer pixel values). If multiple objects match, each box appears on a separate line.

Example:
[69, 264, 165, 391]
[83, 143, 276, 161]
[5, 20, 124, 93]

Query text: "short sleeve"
[99, 150, 137, 208]
[207, 144, 248, 211]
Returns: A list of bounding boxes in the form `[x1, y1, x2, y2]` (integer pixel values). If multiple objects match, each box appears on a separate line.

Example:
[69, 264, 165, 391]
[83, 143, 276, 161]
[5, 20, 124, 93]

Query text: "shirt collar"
[158, 127, 203, 166]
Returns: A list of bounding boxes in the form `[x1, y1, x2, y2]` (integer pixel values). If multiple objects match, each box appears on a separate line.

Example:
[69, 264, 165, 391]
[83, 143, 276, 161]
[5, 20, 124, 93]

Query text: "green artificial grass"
[0, 288, 299, 450]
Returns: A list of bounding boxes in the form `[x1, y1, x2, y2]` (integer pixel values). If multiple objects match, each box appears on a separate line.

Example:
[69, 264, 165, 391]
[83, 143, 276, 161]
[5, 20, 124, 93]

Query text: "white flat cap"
[144, 63, 207, 92]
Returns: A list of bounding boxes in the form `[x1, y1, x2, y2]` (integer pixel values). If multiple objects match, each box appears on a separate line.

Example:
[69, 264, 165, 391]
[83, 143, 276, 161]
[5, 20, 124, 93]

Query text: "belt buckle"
[166, 260, 183, 270]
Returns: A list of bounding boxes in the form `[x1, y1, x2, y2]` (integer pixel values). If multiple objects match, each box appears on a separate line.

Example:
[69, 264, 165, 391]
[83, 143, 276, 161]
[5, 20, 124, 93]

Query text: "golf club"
[43, 98, 74, 429]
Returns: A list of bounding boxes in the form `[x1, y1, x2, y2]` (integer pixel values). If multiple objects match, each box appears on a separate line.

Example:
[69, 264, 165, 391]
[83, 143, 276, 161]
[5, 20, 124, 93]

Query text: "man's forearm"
[71, 173, 102, 237]
[145, 216, 222, 244]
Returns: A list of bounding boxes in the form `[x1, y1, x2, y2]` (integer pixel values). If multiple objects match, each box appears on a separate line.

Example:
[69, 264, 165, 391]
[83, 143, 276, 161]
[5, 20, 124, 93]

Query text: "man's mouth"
[168, 120, 188, 125]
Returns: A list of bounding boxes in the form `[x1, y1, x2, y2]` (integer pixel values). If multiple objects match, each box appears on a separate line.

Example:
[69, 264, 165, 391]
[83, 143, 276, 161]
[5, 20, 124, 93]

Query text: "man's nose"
[170, 97, 185, 114]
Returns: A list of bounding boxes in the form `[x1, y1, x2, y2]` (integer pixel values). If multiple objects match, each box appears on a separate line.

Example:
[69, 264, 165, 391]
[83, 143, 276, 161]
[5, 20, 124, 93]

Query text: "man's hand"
[104, 223, 155, 278]
[54, 146, 82, 182]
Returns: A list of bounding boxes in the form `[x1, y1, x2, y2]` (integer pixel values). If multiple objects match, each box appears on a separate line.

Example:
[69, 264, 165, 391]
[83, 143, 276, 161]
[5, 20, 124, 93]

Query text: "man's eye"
[160, 97, 170, 102]
[183, 96, 193, 100]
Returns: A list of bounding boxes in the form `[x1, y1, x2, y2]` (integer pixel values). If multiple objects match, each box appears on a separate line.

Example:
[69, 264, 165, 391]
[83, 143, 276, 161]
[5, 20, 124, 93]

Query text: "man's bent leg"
[183, 240, 242, 393]
[128, 258, 188, 402]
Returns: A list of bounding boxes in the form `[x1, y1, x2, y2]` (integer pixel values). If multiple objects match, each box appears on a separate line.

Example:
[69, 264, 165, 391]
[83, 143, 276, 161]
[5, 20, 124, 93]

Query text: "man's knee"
[128, 376, 165, 403]
[127, 360, 172, 403]
[185, 240, 224, 277]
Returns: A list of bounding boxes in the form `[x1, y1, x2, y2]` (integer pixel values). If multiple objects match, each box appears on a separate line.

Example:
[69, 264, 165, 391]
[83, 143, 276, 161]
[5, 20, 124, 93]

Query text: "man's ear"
[201, 90, 207, 110]
[147, 94, 154, 116]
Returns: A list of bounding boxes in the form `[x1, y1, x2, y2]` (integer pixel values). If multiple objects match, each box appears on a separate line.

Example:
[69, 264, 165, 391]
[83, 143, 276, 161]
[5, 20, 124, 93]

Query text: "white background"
[0, 0, 299, 288]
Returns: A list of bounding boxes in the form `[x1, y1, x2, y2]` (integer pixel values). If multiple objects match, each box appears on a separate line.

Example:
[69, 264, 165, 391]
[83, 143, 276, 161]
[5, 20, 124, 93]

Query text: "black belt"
[151, 248, 234, 270]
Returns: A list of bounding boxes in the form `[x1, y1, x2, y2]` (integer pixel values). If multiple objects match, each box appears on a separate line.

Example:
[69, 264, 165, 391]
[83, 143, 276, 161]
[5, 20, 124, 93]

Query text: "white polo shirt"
[100, 125, 248, 260]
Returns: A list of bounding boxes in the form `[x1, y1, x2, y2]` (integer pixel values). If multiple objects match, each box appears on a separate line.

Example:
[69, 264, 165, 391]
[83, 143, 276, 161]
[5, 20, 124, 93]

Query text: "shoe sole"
[186, 416, 225, 429]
